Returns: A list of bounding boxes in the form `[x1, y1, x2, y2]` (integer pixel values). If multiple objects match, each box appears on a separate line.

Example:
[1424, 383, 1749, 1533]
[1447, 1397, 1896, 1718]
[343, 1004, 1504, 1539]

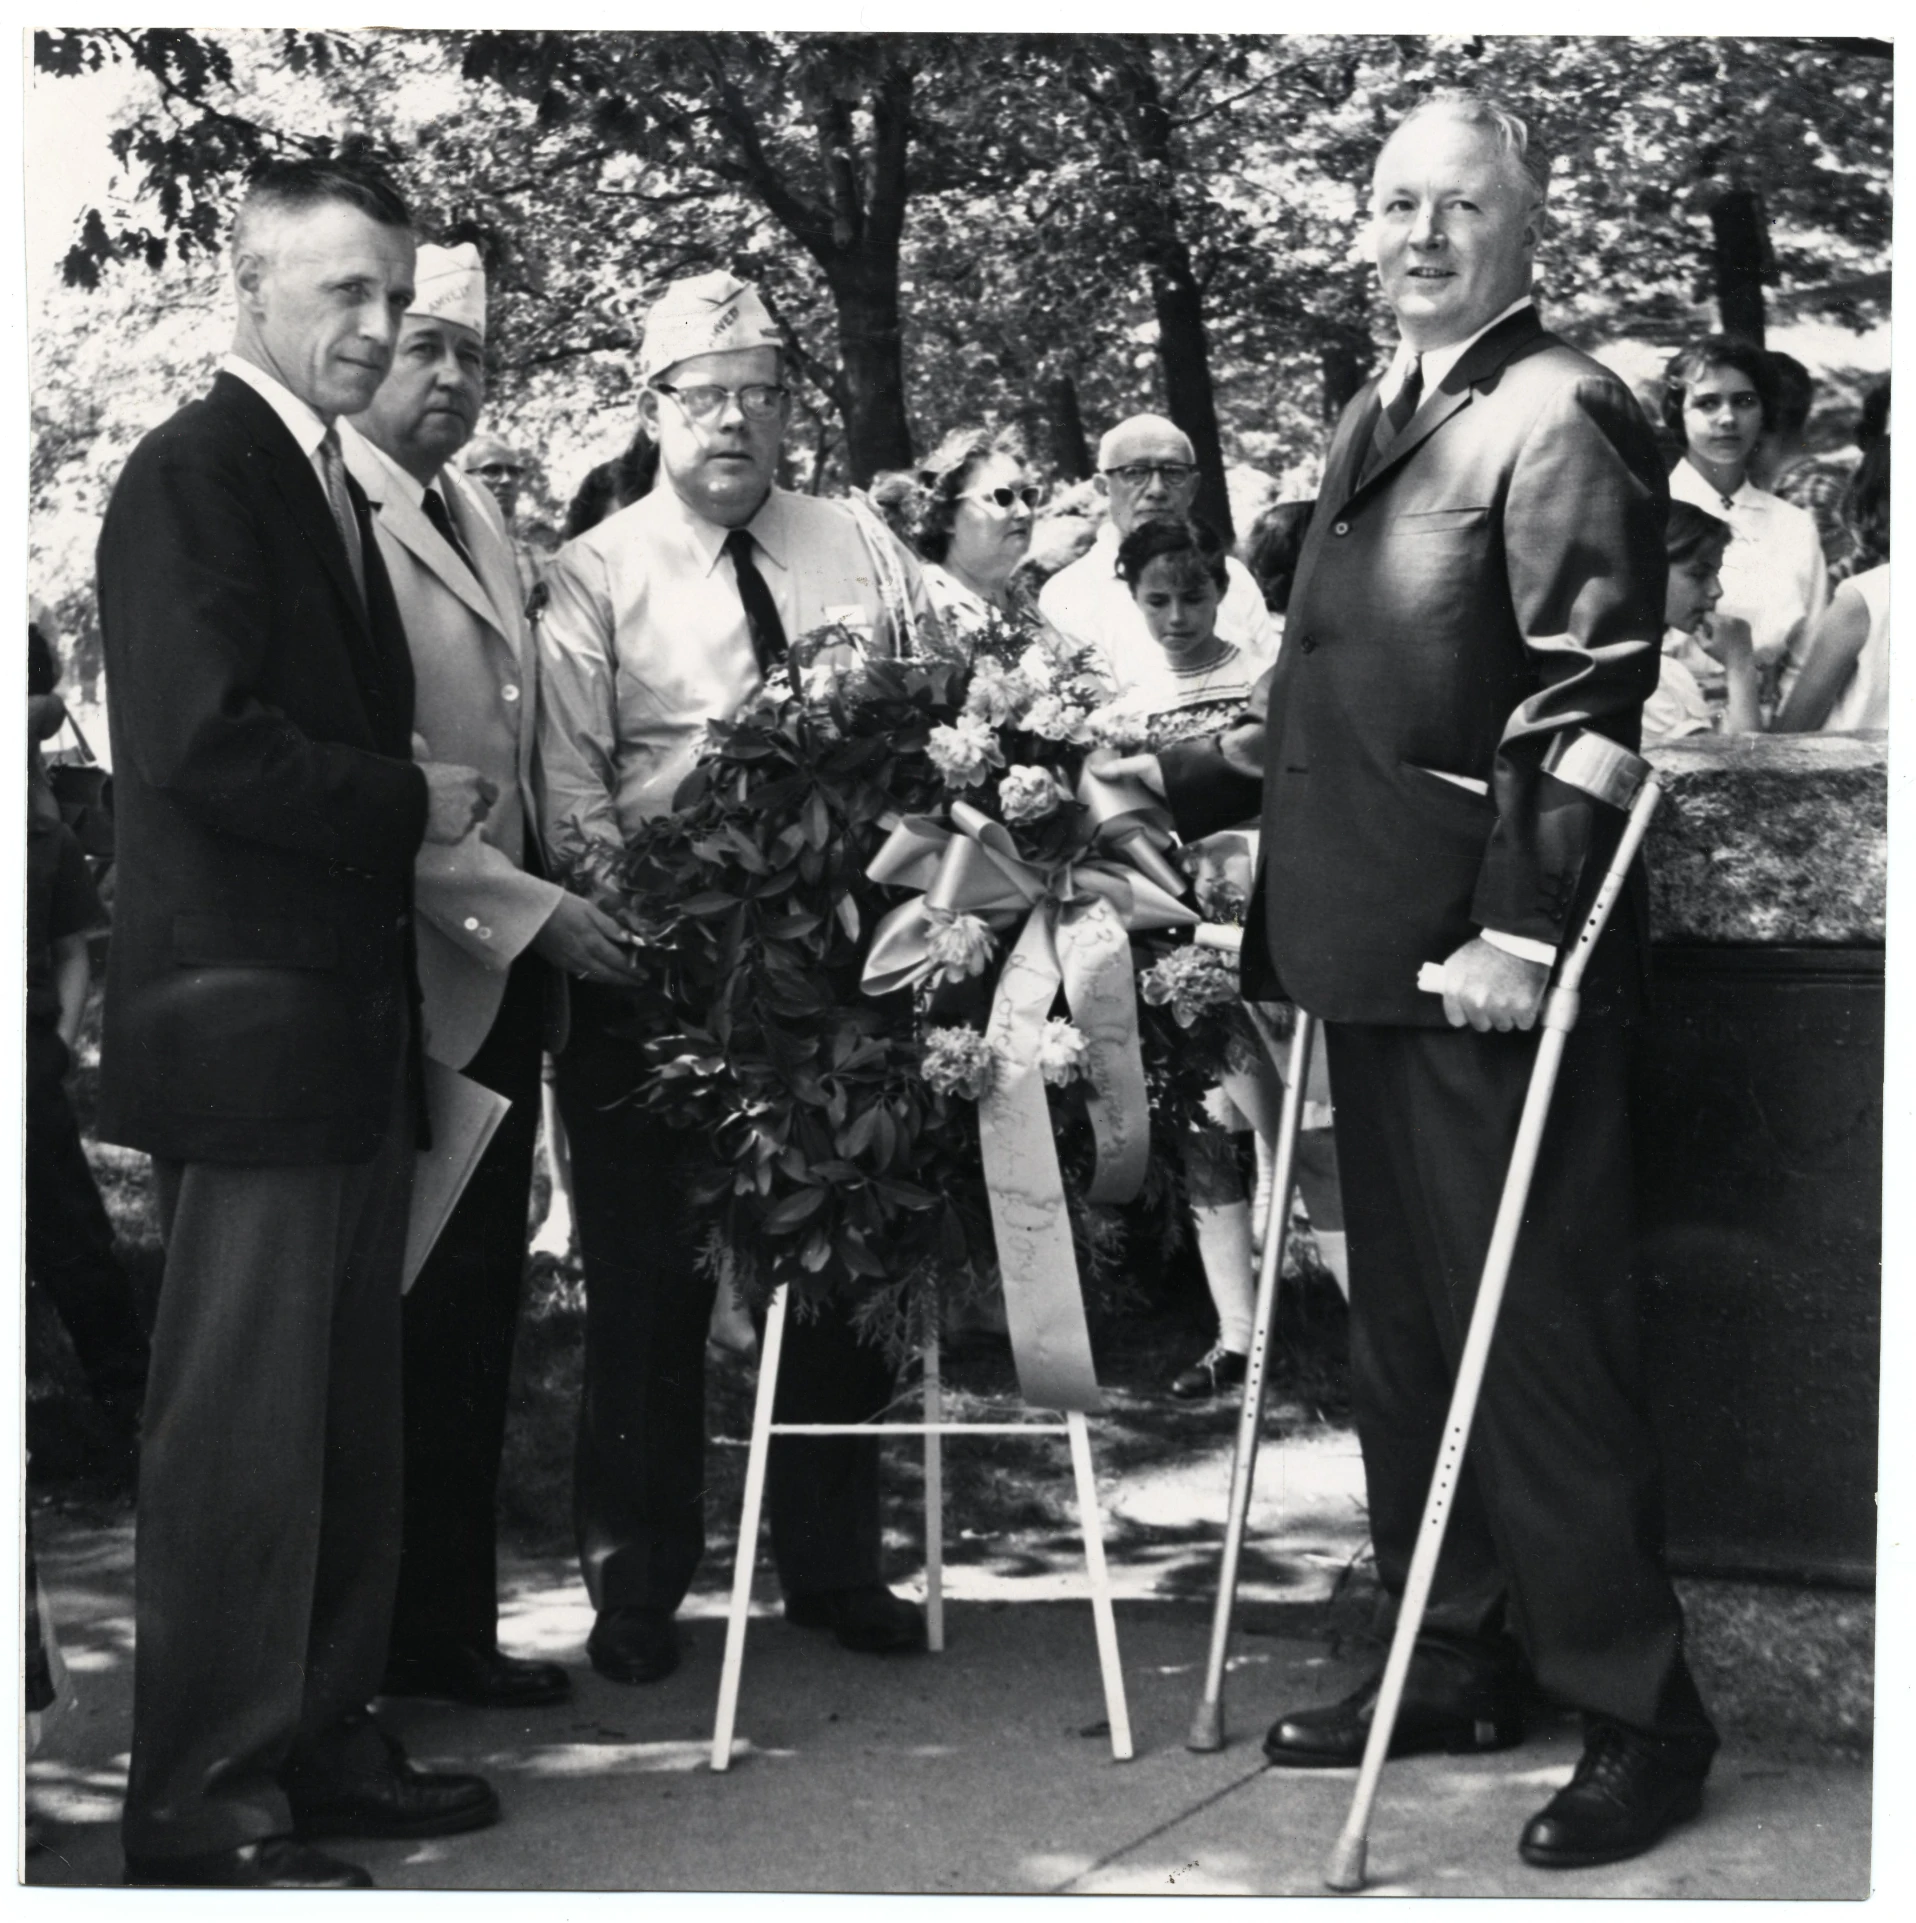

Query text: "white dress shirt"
[1376, 296, 1536, 413]
[221, 352, 332, 484]
[537, 482, 938, 861]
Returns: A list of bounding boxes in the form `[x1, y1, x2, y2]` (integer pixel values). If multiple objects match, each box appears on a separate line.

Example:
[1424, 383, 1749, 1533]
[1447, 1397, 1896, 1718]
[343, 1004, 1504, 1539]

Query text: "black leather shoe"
[125, 1838, 374, 1888]
[786, 1583, 928, 1654]
[1263, 1642, 1525, 1768]
[1519, 1722, 1709, 1869]
[588, 1606, 681, 1685]
[288, 1723, 499, 1841]
[1170, 1345, 1249, 1400]
[384, 1641, 572, 1708]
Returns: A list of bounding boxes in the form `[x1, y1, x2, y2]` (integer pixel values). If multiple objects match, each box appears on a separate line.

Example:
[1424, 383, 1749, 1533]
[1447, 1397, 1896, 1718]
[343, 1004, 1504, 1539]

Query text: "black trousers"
[1324, 1018, 1715, 1750]
[390, 954, 546, 1657]
[25, 1024, 149, 1433]
[557, 984, 893, 1614]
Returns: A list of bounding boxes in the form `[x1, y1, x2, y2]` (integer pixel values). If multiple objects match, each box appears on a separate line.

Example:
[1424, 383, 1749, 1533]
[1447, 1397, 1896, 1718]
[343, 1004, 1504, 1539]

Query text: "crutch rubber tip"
[1185, 1700, 1224, 1752]
[1323, 1833, 1367, 1892]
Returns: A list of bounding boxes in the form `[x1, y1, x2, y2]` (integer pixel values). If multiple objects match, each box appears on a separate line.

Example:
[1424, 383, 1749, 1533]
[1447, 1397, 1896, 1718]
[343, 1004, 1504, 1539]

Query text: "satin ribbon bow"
[860, 791, 1198, 1411]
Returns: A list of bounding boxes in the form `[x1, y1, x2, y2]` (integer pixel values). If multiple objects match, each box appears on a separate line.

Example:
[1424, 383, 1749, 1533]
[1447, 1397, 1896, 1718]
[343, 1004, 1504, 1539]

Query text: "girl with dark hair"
[1644, 502, 1761, 739]
[1664, 335, 1828, 694]
[1114, 516, 1249, 713]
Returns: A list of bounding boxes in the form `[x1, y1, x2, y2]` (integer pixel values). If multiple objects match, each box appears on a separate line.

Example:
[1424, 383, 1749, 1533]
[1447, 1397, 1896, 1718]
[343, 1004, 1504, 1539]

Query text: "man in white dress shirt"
[1038, 413, 1278, 699]
[342, 244, 636, 1712]
[537, 271, 939, 1687]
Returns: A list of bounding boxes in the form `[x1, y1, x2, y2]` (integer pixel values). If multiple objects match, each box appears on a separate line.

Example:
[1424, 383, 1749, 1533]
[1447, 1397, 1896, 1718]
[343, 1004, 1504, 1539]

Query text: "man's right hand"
[532, 892, 645, 983]
[421, 761, 500, 844]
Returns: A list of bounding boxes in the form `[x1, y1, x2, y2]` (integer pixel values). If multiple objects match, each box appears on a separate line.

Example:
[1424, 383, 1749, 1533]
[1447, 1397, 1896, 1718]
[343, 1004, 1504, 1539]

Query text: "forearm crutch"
[1324, 734, 1660, 1892]
[1186, 926, 1318, 1751]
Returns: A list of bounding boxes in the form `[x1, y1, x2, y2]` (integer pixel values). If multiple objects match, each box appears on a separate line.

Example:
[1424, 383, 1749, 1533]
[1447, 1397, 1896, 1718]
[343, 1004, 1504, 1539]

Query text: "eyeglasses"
[1102, 462, 1198, 487]
[654, 381, 789, 422]
[470, 462, 525, 480]
[1685, 391, 1763, 415]
[964, 483, 1042, 511]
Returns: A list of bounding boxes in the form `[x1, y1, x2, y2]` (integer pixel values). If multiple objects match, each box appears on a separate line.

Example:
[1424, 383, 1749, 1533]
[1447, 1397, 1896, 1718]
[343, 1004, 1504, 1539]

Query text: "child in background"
[1644, 501, 1763, 740]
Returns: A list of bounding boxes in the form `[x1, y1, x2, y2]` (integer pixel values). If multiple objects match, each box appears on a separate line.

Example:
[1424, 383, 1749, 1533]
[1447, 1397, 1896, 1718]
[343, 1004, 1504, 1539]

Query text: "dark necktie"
[1367, 353, 1424, 476]
[317, 426, 366, 602]
[725, 528, 789, 677]
[422, 484, 480, 584]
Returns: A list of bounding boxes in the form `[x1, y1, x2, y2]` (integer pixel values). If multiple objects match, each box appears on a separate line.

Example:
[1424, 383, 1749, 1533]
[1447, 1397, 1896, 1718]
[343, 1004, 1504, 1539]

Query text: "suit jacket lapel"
[215, 374, 373, 639]
[1343, 306, 1547, 503]
[442, 469, 526, 659]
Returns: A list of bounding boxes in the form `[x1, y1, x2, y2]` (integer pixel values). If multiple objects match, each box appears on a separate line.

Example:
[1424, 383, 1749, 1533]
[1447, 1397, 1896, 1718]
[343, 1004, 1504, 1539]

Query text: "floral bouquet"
[592, 607, 1252, 1402]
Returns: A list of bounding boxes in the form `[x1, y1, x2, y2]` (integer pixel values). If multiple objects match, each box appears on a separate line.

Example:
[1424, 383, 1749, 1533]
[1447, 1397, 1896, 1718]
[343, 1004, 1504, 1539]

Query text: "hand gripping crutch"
[1323, 733, 1661, 1891]
[1186, 957, 1318, 1752]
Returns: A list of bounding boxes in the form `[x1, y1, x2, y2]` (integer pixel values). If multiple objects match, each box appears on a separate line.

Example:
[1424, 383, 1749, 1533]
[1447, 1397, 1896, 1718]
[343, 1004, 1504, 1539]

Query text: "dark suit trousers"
[390, 953, 546, 1658]
[557, 984, 891, 1614]
[1324, 1019, 1714, 1749]
[122, 1064, 412, 1861]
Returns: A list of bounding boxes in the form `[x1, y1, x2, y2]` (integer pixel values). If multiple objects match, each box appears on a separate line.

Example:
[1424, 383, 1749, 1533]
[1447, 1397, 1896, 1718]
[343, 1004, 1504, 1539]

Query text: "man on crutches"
[1095, 89, 1716, 1874]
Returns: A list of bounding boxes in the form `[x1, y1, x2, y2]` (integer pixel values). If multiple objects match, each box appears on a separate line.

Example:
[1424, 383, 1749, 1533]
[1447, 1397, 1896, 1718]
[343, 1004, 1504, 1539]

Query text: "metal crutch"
[1323, 735, 1661, 1891]
[1187, 983, 1319, 1751]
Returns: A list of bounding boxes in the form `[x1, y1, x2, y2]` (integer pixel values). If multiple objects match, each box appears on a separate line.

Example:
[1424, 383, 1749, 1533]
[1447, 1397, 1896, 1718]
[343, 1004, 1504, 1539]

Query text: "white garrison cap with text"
[640, 270, 781, 383]
[411, 242, 487, 340]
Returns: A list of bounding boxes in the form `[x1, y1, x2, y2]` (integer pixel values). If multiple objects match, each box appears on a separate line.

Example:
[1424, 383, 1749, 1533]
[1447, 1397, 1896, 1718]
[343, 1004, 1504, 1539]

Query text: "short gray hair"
[1389, 90, 1550, 206]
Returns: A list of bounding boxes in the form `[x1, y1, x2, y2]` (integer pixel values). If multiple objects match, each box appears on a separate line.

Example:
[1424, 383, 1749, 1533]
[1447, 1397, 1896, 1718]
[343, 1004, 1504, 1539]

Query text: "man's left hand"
[1438, 936, 1549, 1033]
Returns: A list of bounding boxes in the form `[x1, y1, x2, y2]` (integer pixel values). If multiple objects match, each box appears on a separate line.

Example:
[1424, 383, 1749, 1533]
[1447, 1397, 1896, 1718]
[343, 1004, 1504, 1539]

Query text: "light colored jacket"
[342, 423, 565, 1068]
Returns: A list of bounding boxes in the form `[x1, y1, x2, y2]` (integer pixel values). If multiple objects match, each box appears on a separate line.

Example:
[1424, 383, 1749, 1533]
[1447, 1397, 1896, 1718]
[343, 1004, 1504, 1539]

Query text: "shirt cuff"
[1482, 927, 1558, 968]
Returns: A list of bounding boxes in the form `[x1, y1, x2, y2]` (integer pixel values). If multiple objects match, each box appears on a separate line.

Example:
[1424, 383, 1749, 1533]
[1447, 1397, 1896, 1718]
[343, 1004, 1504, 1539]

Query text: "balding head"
[1097, 414, 1201, 536]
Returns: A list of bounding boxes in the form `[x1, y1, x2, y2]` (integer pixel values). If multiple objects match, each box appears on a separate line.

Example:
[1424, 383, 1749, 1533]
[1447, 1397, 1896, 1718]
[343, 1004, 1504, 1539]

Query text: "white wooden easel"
[709, 1283, 1134, 1768]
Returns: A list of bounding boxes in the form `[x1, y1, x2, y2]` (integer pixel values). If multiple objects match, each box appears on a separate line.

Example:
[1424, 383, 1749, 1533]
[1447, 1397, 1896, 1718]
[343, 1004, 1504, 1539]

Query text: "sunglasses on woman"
[965, 483, 1043, 511]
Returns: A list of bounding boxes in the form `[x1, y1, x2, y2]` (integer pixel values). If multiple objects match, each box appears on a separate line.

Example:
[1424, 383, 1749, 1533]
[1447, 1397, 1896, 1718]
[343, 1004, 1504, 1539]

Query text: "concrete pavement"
[24, 1486, 1871, 1900]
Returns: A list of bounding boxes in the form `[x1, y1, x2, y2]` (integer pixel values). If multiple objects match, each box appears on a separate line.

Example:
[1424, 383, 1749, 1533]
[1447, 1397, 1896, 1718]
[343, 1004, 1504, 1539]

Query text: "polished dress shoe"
[785, 1583, 928, 1654]
[384, 1640, 571, 1708]
[1170, 1344, 1249, 1400]
[125, 1837, 373, 1888]
[1519, 1722, 1709, 1869]
[288, 1721, 499, 1841]
[588, 1605, 681, 1684]
[1263, 1641, 1525, 1767]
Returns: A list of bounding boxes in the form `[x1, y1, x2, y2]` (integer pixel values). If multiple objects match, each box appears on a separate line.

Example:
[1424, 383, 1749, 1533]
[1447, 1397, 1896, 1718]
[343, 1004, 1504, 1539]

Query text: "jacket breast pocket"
[171, 915, 339, 970]
[1393, 506, 1489, 536]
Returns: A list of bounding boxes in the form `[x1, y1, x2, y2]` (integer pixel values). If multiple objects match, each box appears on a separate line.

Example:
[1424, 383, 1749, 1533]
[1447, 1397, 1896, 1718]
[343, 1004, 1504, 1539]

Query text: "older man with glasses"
[535, 270, 941, 1692]
[1039, 413, 1277, 701]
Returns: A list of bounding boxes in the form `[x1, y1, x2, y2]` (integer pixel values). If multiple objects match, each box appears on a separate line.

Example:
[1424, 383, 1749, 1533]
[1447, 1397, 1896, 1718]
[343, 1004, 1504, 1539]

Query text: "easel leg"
[924, 1325, 945, 1653]
[711, 1283, 790, 1771]
[1066, 1409, 1133, 1762]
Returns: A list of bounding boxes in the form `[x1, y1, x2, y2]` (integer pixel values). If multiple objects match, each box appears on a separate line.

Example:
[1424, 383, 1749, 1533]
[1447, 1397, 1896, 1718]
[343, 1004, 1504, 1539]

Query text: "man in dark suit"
[1105, 93, 1716, 1870]
[97, 156, 501, 1890]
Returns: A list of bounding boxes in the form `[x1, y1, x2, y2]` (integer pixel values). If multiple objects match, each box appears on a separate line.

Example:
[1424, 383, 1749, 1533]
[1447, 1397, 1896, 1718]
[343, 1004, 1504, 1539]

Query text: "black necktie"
[422, 485, 480, 584]
[1367, 353, 1424, 476]
[725, 529, 789, 677]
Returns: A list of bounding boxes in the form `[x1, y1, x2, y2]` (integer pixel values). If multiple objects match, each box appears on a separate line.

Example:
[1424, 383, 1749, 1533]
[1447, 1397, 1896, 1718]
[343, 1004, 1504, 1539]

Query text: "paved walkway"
[25, 1440, 1872, 1899]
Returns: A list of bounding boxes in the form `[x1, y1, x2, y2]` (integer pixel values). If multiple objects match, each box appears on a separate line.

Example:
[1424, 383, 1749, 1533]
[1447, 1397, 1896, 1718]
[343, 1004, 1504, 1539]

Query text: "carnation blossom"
[925, 912, 999, 983]
[1020, 693, 1092, 744]
[1082, 699, 1154, 751]
[920, 1025, 998, 1101]
[998, 763, 1066, 825]
[1139, 944, 1241, 1026]
[1035, 1018, 1091, 1087]
[926, 716, 1005, 788]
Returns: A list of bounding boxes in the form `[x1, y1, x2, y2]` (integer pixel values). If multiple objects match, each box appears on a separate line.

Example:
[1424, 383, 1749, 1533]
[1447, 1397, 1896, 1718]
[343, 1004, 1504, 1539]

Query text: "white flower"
[1035, 1019, 1091, 1088]
[1019, 693, 1092, 744]
[998, 763, 1067, 825]
[920, 1025, 998, 1101]
[925, 912, 999, 983]
[1015, 642, 1058, 693]
[926, 716, 1005, 788]
[1083, 698, 1153, 751]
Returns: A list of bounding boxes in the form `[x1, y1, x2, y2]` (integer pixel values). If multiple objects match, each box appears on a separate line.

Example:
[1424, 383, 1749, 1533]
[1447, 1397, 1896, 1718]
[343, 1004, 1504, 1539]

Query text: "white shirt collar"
[1382, 297, 1535, 404]
[353, 427, 434, 512]
[661, 480, 792, 577]
[221, 352, 330, 459]
[1669, 456, 1762, 516]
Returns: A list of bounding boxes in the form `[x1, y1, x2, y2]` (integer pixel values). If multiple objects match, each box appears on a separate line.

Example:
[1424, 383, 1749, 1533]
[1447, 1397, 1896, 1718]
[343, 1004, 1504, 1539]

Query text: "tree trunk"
[1709, 188, 1771, 346]
[1321, 328, 1376, 426]
[825, 260, 916, 485]
[1150, 254, 1233, 543]
[1045, 372, 1093, 481]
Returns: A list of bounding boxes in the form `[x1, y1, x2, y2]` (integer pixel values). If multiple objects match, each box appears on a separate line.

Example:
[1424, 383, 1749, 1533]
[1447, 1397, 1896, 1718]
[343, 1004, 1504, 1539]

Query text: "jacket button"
[396, 911, 410, 929]
[1298, 634, 1317, 654]
[501, 683, 521, 703]
[1332, 521, 1350, 536]
[464, 916, 480, 931]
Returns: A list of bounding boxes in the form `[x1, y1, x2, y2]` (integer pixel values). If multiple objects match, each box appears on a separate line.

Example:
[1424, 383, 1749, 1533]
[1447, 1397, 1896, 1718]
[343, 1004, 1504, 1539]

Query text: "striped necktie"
[317, 426, 366, 602]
